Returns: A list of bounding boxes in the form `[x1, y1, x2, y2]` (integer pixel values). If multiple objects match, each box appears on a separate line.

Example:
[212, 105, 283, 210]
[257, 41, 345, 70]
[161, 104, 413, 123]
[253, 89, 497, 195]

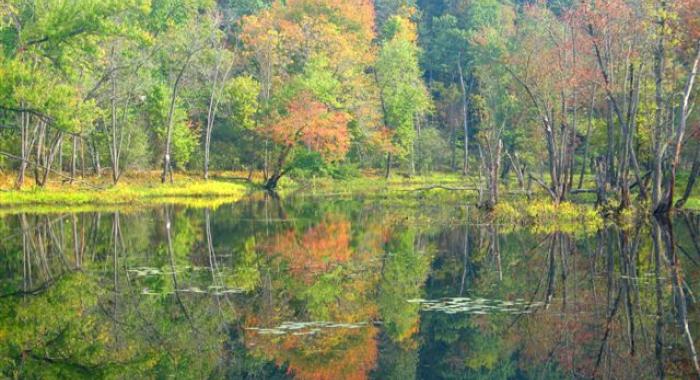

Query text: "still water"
[1, 194, 699, 379]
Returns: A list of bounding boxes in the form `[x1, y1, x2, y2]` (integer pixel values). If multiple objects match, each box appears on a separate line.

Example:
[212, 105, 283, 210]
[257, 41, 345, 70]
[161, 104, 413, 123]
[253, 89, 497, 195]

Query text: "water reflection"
[1, 197, 699, 379]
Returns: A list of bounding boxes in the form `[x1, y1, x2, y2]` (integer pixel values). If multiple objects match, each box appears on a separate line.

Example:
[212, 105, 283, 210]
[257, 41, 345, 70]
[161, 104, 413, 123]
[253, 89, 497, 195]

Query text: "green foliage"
[287, 150, 359, 180]
[146, 84, 199, 168]
[0, 273, 107, 378]
[227, 236, 262, 291]
[378, 227, 431, 343]
[415, 127, 450, 172]
[226, 75, 260, 130]
[376, 16, 431, 158]
[0, 0, 697, 218]
[424, 14, 469, 76]
[297, 54, 342, 108]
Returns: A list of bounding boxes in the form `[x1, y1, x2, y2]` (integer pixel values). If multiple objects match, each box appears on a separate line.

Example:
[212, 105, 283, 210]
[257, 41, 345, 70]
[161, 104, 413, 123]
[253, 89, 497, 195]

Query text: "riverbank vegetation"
[1, 0, 699, 215]
[0, 172, 247, 210]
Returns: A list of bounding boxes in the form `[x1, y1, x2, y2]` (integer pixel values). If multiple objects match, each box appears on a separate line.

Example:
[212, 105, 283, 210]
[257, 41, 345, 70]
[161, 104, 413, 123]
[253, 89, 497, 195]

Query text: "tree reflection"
[654, 215, 700, 377]
[1, 200, 700, 379]
[418, 217, 700, 379]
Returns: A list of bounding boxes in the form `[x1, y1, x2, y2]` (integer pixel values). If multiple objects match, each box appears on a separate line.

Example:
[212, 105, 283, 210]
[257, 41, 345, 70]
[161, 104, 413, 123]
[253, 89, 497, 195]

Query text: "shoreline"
[1, 172, 699, 216]
[0, 175, 251, 211]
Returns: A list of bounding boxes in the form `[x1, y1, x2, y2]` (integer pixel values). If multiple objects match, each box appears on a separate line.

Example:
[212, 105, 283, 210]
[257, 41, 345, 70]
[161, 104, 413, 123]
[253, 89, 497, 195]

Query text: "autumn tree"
[240, 0, 376, 187]
[262, 93, 349, 189]
[498, 3, 595, 205]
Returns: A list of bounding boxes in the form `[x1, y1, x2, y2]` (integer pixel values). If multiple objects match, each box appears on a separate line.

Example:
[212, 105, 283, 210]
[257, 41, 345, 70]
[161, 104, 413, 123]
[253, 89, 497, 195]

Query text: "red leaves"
[674, 0, 700, 53]
[265, 218, 352, 283]
[268, 93, 350, 161]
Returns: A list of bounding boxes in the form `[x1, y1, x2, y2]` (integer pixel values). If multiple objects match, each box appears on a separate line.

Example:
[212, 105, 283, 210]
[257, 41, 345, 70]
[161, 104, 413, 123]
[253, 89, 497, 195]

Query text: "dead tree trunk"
[655, 40, 700, 214]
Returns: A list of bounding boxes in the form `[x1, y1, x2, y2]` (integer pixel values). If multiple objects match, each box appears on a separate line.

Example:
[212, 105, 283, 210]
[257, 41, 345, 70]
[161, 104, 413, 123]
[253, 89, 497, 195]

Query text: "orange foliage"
[268, 93, 350, 160]
[240, 0, 376, 88]
[246, 325, 379, 380]
[367, 126, 397, 154]
[246, 213, 391, 380]
[673, 0, 700, 53]
[265, 218, 353, 283]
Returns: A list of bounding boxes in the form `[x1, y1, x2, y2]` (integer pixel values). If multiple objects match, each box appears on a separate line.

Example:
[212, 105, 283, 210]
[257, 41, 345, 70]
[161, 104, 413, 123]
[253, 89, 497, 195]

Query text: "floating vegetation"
[408, 297, 544, 315]
[616, 272, 661, 286]
[127, 267, 180, 276]
[127, 266, 222, 277]
[141, 285, 246, 296]
[246, 321, 367, 336]
[206, 285, 247, 295]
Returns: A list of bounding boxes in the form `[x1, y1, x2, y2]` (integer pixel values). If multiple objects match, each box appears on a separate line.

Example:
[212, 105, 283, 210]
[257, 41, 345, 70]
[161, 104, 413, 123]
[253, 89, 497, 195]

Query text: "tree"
[263, 93, 349, 189]
[375, 15, 431, 178]
[240, 0, 376, 186]
[0, 0, 131, 187]
[146, 84, 199, 172]
[500, 3, 593, 205]
[155, 0, 216, 183]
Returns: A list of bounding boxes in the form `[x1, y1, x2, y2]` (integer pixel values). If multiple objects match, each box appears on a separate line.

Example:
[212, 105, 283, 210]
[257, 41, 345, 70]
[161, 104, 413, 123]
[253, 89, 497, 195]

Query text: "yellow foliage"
[494, 199, 603, 235]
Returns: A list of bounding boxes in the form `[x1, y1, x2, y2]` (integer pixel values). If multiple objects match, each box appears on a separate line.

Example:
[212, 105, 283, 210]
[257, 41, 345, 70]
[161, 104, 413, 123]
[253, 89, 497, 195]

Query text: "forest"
[5, 2, 700, 379]
[0, 0, 699, 213]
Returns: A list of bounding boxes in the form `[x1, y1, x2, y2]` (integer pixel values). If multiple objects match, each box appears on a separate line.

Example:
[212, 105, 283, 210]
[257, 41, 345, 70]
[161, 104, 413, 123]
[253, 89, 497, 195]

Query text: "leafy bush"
[288, 150, 360, 180]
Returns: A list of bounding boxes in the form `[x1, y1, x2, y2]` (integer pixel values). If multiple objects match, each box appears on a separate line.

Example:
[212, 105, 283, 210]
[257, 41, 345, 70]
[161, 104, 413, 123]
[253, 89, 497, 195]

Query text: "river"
[1, 194, 698, 379]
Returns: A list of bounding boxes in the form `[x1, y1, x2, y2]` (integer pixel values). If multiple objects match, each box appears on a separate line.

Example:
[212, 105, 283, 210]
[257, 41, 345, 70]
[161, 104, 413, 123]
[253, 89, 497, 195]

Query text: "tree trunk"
[656, 39, 700, 214]
[594, 157, 608, 207]
[385, 153, 392, 179]
[91, 136, 101, 176]
[651, 3, 667, 212]
[80, 136, 85, 178]
[457, 58, 470, 176]
[544, 117, 561, 205]
[264, 145, 293, 190]
[57, 138, 63, 175]
[203, 47, 233, 180]
[507, 151, 526, 191]
[15, 111, 30, 189]
[487, 139, 502, 209]
[618, 64, 638, 210]
[70, 135, 77, 184]
[34, 121, 46, 185]
[37, 131, 63, 187]
[415, 115, 422, 173]
[450, 124, 457, 172]
[109, 72, 121, 184]
[578, 85, 597, 189]
[162, 54, 194, 184]
[605, 101, 616, 186]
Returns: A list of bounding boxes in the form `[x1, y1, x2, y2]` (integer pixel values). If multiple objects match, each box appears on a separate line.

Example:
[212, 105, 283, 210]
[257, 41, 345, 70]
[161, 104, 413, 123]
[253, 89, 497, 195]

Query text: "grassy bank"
[0, 172, 250, 212]
[276, 171, 486, 196]
[3, 169, 700, 216]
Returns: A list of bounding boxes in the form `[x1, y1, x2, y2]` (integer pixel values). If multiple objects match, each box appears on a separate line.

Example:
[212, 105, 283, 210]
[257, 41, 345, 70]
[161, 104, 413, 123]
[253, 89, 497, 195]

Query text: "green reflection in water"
[0, 196, 699, 379]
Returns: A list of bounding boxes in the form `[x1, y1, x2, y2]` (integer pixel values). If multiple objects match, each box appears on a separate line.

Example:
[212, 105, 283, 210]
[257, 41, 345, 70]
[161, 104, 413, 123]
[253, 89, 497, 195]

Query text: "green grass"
[4, 168, 699, 220]
[681, 197, 700, 210]
[493, 199, 604, 235]
[0, 179, 250, 212]
[278, 171, 482, 196]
